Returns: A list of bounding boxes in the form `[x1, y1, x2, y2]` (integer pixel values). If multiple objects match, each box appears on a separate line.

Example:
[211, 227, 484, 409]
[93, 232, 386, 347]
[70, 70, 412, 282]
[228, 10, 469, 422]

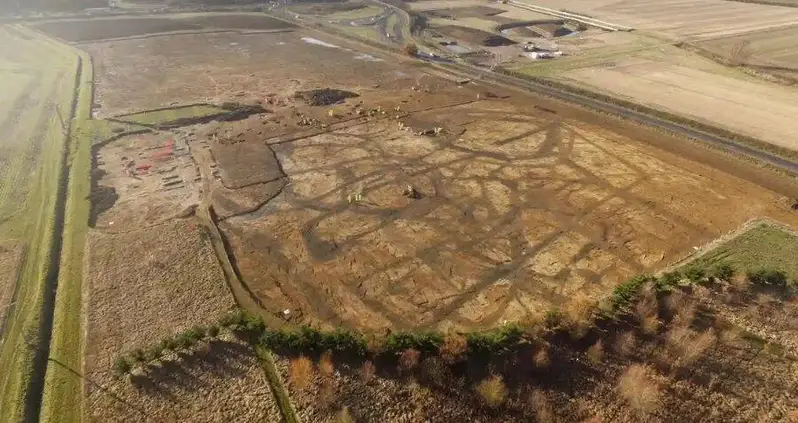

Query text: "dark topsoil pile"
[294, 89, 359, 106]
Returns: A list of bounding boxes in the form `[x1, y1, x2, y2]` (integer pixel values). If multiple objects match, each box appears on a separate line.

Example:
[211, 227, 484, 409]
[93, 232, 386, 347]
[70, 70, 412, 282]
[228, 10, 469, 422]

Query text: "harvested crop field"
[83, 218, 267, 422]
[697, 24, 798, 70]
[78, 14, 798, 351]
[32, 13, 295, 43]
[562, 57, 798, 151]
[510, 0, 798, 39]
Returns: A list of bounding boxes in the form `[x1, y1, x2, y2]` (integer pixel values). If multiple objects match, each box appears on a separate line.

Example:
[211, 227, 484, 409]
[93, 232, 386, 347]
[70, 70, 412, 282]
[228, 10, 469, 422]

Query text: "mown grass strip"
[255, 346, 301, 423]
[38, 45, 95, 423]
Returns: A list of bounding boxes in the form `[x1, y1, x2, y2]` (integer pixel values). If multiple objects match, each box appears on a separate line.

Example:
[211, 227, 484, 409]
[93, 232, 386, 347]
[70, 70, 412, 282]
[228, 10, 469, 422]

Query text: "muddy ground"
[81, 26, 798, 336]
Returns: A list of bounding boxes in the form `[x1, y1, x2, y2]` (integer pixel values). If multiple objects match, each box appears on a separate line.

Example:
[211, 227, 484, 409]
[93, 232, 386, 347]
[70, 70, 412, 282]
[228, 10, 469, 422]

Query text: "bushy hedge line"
[112, 323, 222, 379]
[112, 260, 798, 377]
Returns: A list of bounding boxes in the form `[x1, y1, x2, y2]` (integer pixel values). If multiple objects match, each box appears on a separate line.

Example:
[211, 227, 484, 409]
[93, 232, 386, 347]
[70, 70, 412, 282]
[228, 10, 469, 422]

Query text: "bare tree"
[729, 40, 751, 66]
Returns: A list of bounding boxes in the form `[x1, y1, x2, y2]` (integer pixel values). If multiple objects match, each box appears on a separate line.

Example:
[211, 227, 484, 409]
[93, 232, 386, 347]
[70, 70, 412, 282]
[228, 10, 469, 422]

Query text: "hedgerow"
[112, 261, 767, 380]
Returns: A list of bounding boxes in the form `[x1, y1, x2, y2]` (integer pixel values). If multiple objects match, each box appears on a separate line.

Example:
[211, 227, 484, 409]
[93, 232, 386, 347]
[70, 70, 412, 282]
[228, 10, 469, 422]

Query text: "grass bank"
[0, 25, 78, 423]
[38, 46, 95, 423]
[691, 222, 798, 280]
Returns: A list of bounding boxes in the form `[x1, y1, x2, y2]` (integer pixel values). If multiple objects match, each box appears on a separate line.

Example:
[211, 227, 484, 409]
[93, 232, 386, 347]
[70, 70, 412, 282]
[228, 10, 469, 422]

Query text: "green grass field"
[117, 104, 226, 126]
[693, 222, 798, 280]
[0, 24, 79, 423]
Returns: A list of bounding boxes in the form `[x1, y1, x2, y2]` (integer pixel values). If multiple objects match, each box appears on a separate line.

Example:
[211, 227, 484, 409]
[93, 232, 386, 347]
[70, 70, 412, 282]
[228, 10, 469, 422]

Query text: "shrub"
[747, 268, 789, 288]
[334, 406, 354, 423]
[440, 332, 467, 362]
[158, 339, 171, 352]
[401, 43, 419, 56]
[656, 271, 682, 291]
[176, 333, 195, 350]
[165, 337, 180, 351]
[533, 347, 550, 368]
[318, 351, 334, 377]
[144, 345, 163, 362]
[384, 331, 442, 353]
[666, 327, 716, 367]
[684, 266, 707, 284]
[399, 348, 421, 371]
[611, 275, 653, 310]
[289, 355, 314, 389]
[529, 389, 554, 423]
[321, 328, 366, 355]
[586, 339, 604, 364]
[130, 348, 145, 364]
[112, 356, 132, 378]
[476, 375, 508, 407]
[614, 332, 636, 356]
[242, 313, 265, 335]
[207, 325, 220, 338]
[360, 360, 376, 382]
[219, 309, 246, 328]
[185, 327, 205, 342]
[543, 309, 563, 328]
[711, 263, 735, 282]
[617, 364, 662, 413]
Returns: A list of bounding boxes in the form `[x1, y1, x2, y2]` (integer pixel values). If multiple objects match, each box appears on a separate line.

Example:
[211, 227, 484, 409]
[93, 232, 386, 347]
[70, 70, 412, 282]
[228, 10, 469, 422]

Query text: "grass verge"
[38, 46, 96, 423]
[0, 25, 78, 423]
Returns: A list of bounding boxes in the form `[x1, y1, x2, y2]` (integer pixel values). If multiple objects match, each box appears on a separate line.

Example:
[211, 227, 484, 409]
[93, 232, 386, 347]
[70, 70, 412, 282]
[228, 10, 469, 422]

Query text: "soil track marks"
[219, 97, 798, 332]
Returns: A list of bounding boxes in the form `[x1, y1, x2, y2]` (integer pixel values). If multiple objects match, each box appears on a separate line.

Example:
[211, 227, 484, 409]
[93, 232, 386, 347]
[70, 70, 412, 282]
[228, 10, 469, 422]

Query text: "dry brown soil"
[508, 0, 798, 40]
[217, 91, 798, 332]
[79, 26, 798, 334]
